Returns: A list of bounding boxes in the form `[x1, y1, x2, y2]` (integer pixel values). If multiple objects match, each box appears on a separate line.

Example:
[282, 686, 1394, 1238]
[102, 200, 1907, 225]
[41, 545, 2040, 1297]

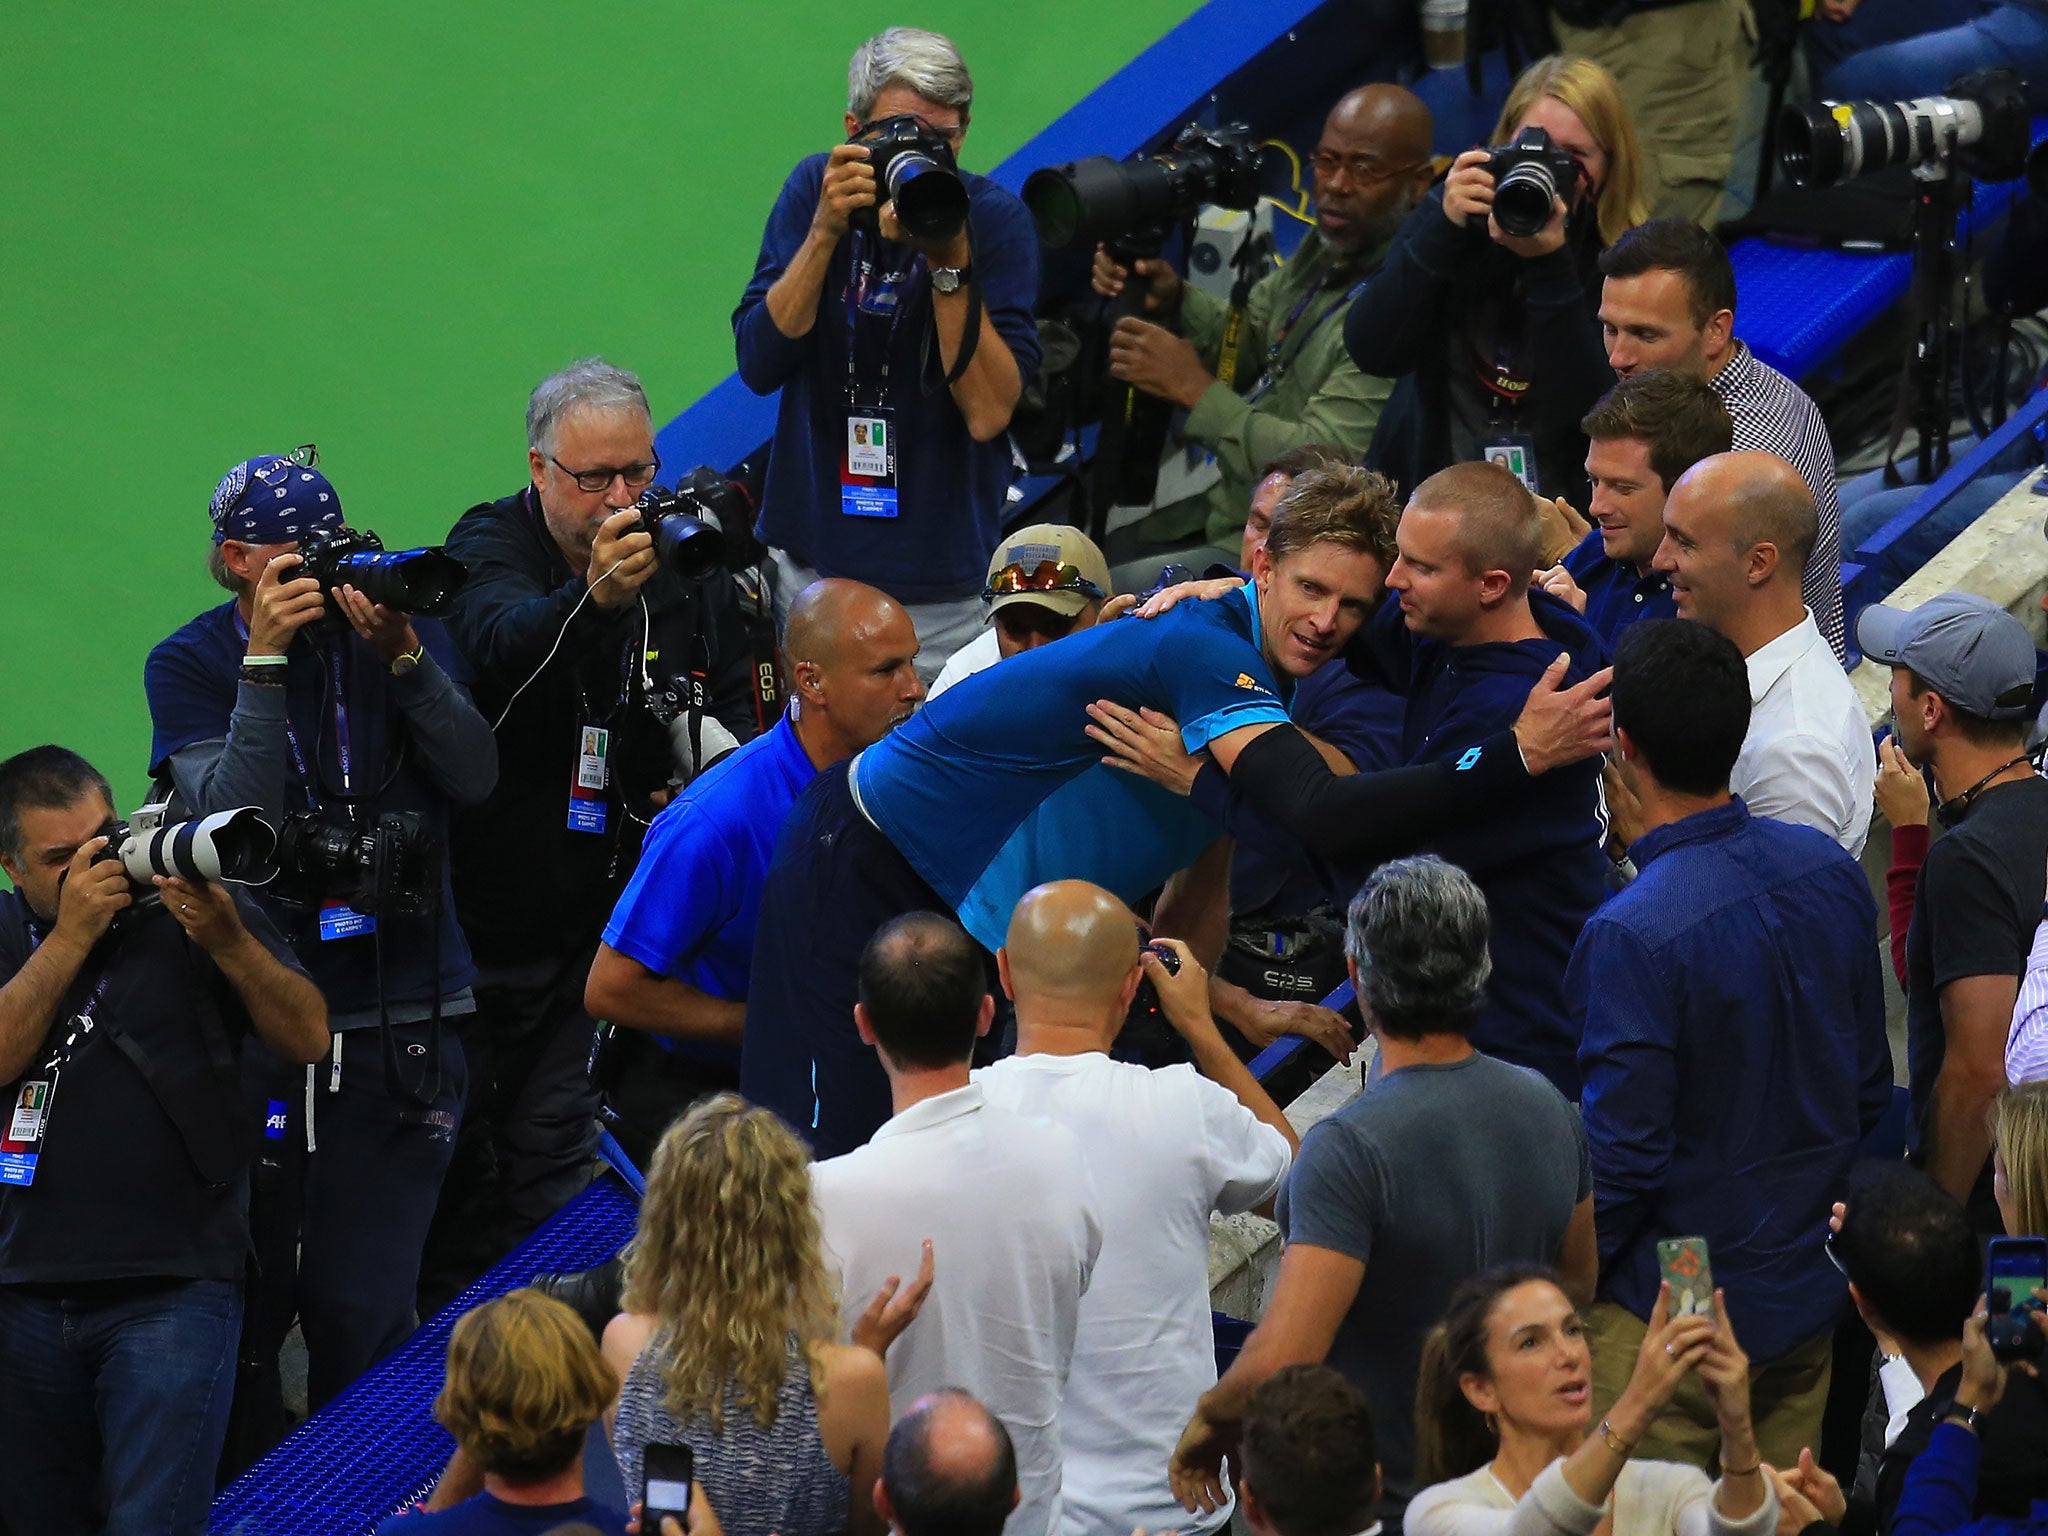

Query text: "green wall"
[0, 3, 1200, 803]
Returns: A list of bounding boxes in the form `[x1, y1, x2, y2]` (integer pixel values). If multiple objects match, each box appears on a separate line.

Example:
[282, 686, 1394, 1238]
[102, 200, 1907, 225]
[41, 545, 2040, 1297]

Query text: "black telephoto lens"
[1492, 166, 1559, 238]
[889, 155, 971, 241]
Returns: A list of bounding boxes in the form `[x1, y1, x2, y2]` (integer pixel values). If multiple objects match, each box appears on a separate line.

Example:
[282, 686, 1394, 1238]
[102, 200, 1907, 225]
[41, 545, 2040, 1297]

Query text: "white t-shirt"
[812, 1083, 1103, 1536]
[928, 626, 1002, 699]
[1730, 609, 1876, 856]
[976, 1052, 1291, 1536]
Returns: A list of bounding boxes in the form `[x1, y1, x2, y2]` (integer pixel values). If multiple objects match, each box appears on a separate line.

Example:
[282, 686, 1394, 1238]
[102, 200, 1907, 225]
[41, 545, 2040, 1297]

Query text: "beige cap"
[981, 523, 1114, 619]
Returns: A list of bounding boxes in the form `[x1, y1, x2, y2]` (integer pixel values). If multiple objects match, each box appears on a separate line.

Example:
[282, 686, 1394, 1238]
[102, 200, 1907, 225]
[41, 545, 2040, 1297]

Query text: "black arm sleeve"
[1221, 723, 1533, 866]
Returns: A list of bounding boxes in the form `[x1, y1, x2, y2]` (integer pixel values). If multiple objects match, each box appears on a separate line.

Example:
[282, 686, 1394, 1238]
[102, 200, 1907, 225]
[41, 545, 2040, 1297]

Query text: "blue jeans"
[0, 1278, 242, 1536]
[1817, 1, 2048, 112]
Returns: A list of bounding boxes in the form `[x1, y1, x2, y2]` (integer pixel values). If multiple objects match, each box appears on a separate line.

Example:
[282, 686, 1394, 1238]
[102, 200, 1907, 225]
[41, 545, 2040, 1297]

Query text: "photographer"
[1095, 83, 1436, 585]
[1345, 55, 1647, 511]
[143, 451, 495, 1450]
[0, 746, 326, 1536]
[425, 359, 761, 1312]
[734, 27, 1041, 679]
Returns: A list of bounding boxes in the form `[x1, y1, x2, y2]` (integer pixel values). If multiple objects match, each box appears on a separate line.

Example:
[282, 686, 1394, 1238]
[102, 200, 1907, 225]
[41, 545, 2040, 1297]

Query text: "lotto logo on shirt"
[1233, 673, 1273, 695]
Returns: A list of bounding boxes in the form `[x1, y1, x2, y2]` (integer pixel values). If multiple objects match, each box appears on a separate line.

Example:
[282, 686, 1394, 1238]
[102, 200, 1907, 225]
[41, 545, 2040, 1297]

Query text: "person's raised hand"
[1238, 996, 1357, 1065]
[155, 875, 247, 957]
[1512, 658, 1614, 774]
[1958, 1301, 2012, 1410]
[1108, 317, 1213, 410]
[1618, 1283, 1716, 1426]
[1695, 1291, 1756, 1435]
[1136, 577, 1244, 620]
[812, 142, 877, 243]
[1778, 1448, 1847, 1526]
[1441, 149, 1497, 228]
[1091, 246, 1185, 316]
[589, 507, 660, 609]
[1539, 496, 1594, 566]
[1492, 194, 1570, 259]
[1143, 937, 1216, 1041]
[53, 839, 133, 953]
[1536, 565, 1589, 614]
[334, 585, 419, 665]
[1875, 735, 1930, 829]
[1087, 701, 1199, 795]
[1603, 758, 1645, 851]
[1169, 1408, 1237, 1516]
[245, 551, 327, 657]
[852, 1237, 935, 1359]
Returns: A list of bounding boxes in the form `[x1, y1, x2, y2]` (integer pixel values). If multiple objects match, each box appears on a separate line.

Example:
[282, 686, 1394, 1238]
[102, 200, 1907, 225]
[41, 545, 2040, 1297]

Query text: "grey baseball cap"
[1855, 592, 2037, 719]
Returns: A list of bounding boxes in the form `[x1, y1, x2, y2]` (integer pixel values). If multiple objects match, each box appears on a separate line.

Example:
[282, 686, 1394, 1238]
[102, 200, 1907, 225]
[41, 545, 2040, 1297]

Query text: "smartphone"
[642, 1441, 695, 1532]
[1987, 1236, 2048, 1362]
[1657, 1236, 1715, 1319]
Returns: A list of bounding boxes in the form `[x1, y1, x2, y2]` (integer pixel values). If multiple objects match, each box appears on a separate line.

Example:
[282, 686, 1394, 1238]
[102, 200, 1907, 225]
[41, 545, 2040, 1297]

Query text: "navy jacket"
[733, 155, 1041, 602]
[1562, 528, 1677, 646]
[1572, 799, 1892, 1362]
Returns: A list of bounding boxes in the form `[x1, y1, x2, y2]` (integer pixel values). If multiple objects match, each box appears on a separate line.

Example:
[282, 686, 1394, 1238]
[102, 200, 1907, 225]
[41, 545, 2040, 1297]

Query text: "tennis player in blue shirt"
[743, 465, 1615, 1154]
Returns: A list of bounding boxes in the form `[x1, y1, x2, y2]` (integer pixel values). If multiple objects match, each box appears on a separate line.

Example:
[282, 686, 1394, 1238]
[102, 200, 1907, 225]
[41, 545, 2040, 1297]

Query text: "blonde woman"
[379, 1288, 627, 1535]
[603, 1096, 891, 1536]
[1993, 1081, 2048, 1236]
[1344, 54, 1648, 516]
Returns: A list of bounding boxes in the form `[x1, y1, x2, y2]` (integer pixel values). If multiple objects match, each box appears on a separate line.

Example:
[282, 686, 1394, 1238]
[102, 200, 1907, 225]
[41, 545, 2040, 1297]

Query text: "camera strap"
[843, 231, 913, 410]
[1250, 274, 1371, 402]
[1, 928, 117, 1189]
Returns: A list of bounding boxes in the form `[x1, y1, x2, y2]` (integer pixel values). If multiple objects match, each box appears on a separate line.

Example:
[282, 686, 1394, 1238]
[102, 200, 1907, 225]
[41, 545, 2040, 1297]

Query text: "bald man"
[879, 1391, 1021, 1536]
[1098, 83, 1436, 583]
[976, 881, 1293, 1536]
[588, 578, 923, 1160]
[1651, 450, 1875, 854]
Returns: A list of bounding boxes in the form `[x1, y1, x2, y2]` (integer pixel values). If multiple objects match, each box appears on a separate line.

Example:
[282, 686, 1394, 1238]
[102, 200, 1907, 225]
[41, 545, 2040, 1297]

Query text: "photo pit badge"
[841, 408, 900, 519]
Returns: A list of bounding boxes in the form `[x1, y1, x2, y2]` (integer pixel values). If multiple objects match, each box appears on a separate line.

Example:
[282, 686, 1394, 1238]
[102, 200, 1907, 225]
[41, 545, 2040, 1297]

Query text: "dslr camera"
[1778, 67, 2032, 188]
[93, 803, 279, 906]
[1484, 127, 1581, 239]
[297, 526, 468, 620]
[269, 807, 437, 919]
[1024, 123, 1261, 249]
[850, 114, 970, 244]
[627, 468, 752, 583]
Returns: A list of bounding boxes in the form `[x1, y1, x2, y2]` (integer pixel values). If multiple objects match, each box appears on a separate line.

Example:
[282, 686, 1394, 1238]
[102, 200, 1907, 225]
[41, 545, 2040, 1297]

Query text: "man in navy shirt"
[1572, 619, 1891, 1469]
[585, 579, 923, 1161]
[1542, 367, 1731, 644]
[734, 27, 1040, 678]
[746, 467, 1615, 1153]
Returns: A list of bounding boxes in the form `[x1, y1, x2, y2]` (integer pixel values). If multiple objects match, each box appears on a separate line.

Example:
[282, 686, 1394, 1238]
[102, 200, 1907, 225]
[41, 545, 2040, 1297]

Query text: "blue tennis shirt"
[852, 583, 1294, 949]
[603, 711, 817, 1066]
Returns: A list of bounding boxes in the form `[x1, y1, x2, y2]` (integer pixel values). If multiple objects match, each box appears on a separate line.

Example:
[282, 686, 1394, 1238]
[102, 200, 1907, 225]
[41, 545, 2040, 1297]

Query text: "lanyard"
[842, 231, 914, 408]
[233, 613, 353, 803]
[1255, 276, 1370, 396]
[20, 927, 116, 1083]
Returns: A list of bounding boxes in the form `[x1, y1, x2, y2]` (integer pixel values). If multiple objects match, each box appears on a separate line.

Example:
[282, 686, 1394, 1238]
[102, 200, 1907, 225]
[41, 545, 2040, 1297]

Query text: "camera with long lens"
[1778, 67, 2032, 188]
[628, 468, 752, 583]
[1022, 123, 1261, 249]
[92, 803, 279, 905]
[1484, 127, 1582, 238]
[297, 526, 469, 619]
[849, 114, 970, 244]
[269, 808, 437, 919]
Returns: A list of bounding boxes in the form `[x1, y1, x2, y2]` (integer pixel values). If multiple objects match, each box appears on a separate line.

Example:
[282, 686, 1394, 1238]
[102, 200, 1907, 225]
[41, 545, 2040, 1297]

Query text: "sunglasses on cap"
[984, 559, 1104, 601]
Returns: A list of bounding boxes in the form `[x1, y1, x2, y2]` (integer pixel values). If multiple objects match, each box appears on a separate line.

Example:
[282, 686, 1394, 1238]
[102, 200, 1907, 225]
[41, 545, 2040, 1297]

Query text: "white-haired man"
[735, 27, 1042, 679]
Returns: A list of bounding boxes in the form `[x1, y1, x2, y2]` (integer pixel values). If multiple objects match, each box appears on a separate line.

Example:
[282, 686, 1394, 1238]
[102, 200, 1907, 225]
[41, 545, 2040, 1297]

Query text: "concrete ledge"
[1850, 468, 2048, 728]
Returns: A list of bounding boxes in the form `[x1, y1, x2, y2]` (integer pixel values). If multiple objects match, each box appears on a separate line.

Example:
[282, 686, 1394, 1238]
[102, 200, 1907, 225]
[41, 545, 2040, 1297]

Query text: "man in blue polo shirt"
[1542, 368, 1731, 645]
[584, 579, 923, 1159]
[735, 27, 1040, 679]
[1572, 618, 1890, 1468]
[744, 467, 1617, 1154]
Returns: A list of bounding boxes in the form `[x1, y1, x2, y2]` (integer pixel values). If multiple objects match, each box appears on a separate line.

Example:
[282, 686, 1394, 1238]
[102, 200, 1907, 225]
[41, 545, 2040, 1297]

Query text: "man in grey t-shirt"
[1169, 857, 1597, 1526]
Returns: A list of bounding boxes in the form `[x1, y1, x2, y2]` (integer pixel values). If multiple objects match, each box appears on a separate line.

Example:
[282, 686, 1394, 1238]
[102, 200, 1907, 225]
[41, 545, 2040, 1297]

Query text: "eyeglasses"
[1310, 151, 1427, 186]
[983, 559, 1104, 601]
[252, 444, 319, 485]
[552, 453, 661, 494]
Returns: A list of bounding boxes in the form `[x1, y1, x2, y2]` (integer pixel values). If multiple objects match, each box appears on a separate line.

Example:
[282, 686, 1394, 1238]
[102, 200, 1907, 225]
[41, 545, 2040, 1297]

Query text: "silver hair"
[1343, 855, 1492, 1039]
[847, 28, 973, 122]
[525, 357, 653, 457]
[205, 543, 244, 595]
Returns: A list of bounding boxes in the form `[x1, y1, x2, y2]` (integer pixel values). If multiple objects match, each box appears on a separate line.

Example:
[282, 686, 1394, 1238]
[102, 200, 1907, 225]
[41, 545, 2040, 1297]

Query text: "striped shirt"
[2008, 911, 2048, 1083]
[1712, 341, 1845, 659]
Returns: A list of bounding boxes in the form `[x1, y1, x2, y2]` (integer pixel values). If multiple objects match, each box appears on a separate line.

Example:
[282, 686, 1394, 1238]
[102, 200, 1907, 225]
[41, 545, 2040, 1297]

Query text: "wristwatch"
[389, 644, 426, 678]
[1945, 1403, 1989, 1436]
[930, 263, 972, 294]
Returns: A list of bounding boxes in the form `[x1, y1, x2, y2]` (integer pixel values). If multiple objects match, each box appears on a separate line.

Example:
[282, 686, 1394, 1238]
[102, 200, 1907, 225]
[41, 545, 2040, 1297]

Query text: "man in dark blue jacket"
[733, 26, 1040, 680]
[1572, 619, 1891, 1471]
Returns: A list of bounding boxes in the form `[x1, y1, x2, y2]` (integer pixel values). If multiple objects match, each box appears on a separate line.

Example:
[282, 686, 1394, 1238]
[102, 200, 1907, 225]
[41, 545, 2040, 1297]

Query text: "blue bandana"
[209, 456, 345, 545]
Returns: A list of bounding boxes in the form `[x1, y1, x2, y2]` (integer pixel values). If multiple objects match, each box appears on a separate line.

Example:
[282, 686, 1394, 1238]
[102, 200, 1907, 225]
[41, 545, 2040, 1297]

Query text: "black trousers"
[416, 951, 602, 1318]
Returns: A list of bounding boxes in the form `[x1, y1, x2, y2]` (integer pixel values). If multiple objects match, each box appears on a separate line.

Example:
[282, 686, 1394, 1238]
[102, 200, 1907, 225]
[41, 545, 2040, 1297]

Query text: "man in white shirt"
[977, 880, 1295, 1536]
[812, 912, 1103, 1536]
[1651, 450, 1875, 854]
[927, 525, 1115, 699]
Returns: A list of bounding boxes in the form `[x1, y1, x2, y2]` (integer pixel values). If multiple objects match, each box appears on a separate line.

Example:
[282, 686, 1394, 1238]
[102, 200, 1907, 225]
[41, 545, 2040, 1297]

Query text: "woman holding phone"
[1405, 1265, 1774, 1536]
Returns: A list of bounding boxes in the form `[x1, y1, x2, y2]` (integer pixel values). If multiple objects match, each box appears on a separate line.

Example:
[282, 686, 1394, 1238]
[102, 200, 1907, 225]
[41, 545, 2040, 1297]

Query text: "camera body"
[1484, 127, 1581, 239]
[628, 469, 750, 583]
[849, 114, 970, 244]
[269, 807, 437, 919]
[296, 526, 468, 620]
[1023, 122, 1261, 250]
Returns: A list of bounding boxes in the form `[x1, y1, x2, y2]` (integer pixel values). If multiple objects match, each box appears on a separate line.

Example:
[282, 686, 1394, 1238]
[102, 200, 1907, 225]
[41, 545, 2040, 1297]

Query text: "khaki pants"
[1552, 0, 1749, 226]
[1584, 1300, 1833, 1472]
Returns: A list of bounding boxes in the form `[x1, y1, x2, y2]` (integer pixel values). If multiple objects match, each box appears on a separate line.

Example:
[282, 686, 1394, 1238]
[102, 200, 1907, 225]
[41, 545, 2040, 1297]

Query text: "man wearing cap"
[1858, 592, 2047, 1225]
[927, 524, 1116, 700]
[143, 451, 497, 1460]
